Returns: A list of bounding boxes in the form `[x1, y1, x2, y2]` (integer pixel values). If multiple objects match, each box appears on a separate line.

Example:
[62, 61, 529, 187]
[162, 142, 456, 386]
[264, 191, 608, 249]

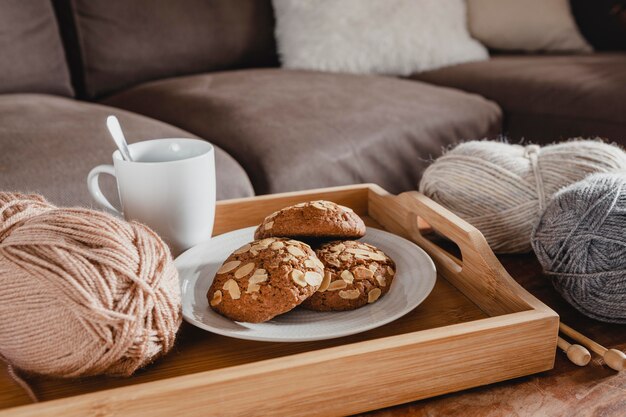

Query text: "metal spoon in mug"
[106, 115, 133, 161]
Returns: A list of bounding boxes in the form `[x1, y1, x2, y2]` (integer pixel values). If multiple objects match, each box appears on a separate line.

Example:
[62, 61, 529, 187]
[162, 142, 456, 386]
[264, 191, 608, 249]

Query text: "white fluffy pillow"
[273, 0, 489, 76]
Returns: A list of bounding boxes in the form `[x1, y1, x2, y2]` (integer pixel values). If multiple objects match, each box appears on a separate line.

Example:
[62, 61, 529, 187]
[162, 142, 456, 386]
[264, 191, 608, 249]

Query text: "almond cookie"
[207, 237, 324, 322]
[254, 200, 366, 240]
[301, 241, 396, 311]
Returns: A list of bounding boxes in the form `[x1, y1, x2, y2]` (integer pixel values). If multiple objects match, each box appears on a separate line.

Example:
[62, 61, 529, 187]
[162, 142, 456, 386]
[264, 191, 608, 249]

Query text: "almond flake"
[246, 275, 267, 294]
[210, 290, 222, 306]
[345, 248, 370, 255]
[313, 257, 325, 270]
[327, 258, 341, 268]
[265, 221, 274, 230]
[340, 270, 354, 283]
[252, 268, 266, 276]
[369, 252, 387, 262]
[234, 262, 255, 279]
[233, 244, 251, 255]
[339, 289, 360, 300]
[318, 271, 332, 292]
[327, 280, 348, 291]
[291, 270, 307, 287]
[217, 260, 241, 274]
[311, 202, 327, 210]
[376, 275, 387, 287]
[330, 243, 346, 252]
[354, 266, 374, 280]
[270, 241, 285, 250]
[304, 271, 323, 286]
[287, 246, 306, 257]
[387, 266, 395, 276]
[304, 257, 324, 270]
[368, 264, 378, 273]
[368, 288, 382, 303]
[246, 284, 260, 293]
[249, 274, 268, 284]
[222, 279, 241, 299]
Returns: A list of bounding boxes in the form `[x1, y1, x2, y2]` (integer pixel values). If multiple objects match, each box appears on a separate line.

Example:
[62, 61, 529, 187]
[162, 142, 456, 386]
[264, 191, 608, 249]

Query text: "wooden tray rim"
[2, 309, 555, 417]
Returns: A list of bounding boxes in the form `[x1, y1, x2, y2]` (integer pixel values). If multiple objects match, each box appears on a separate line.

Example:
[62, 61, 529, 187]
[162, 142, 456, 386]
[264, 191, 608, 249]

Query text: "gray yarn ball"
[531, 172, 626, 323]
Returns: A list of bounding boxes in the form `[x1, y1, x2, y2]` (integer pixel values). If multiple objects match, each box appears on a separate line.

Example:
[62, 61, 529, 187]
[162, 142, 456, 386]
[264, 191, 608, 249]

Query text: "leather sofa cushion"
[55, 0, 277, 98]
[0, 0, 73, 96]
[104, 69, 502, 195]
[0, 95, 254, 206]
[412, 54, 626, 144]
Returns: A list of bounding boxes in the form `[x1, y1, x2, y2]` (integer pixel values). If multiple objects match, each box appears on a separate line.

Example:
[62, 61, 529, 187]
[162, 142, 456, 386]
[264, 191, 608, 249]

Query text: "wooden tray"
[0, 184, 559, 417]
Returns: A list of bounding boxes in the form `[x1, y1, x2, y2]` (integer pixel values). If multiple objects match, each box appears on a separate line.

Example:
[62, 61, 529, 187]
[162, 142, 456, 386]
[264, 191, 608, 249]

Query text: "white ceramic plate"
[175, 227, 436, 342]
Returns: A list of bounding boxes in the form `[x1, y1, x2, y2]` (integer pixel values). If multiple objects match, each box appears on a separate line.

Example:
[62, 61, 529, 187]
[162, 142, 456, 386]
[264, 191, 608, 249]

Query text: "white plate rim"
[175, 227, 437, 342]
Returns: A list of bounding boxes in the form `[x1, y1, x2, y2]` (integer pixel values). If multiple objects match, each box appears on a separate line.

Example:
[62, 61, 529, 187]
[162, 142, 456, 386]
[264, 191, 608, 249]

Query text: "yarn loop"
[524, 144, 547, 211]
[0, 192, 181, 378]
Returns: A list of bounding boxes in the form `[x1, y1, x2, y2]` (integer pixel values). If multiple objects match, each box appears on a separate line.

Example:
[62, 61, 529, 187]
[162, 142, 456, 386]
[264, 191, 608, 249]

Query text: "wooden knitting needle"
[560, 322, 626, 371]
[557, 336, 591, 366]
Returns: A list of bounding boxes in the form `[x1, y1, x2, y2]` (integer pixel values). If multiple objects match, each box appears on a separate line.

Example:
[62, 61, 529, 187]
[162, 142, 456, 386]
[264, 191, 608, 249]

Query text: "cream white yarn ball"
[419, 140, 626, 253]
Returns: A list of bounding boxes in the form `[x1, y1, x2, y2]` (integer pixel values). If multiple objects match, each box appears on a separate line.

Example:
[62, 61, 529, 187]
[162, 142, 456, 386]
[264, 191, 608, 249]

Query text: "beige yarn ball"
[0, 192, 181, 378]
[419, 140, 626, 253]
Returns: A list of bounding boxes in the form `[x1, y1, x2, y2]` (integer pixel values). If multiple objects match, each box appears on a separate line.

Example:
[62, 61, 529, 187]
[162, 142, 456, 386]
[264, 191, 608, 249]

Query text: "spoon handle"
[106, 116, 133, 161]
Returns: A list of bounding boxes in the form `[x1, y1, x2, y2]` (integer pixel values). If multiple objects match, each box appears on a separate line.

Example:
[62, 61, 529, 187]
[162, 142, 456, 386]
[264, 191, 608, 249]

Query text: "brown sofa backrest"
[55, 0, 278, 99]
[0, 0, 73, 96]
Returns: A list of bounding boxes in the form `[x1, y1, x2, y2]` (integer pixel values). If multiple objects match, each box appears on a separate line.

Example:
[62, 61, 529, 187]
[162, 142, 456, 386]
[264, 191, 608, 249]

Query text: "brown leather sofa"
[1, 0, 624, 207]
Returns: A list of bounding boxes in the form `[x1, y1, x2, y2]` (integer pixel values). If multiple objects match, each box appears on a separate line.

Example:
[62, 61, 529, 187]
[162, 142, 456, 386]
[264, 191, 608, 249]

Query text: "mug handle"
[87, 165, 122, 216]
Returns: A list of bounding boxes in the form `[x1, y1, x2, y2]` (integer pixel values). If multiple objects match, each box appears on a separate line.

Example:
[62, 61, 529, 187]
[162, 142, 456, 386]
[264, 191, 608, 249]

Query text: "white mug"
[88, 138, 216, 255]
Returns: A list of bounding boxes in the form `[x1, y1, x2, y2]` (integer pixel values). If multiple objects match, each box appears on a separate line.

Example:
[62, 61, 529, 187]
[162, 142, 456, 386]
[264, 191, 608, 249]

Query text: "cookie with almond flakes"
[302, 240, 395, 311]
[254, 200, 366, 240]
[207, 237, 324, 322]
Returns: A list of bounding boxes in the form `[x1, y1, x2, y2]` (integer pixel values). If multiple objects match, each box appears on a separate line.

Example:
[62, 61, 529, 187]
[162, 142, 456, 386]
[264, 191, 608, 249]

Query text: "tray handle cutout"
[370, 189, 532, 316]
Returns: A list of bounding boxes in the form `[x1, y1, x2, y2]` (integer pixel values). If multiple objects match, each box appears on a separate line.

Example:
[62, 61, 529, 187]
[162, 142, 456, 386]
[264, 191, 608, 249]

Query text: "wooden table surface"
[1, 254, 623, 416]
[361, 254, 626, 417]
